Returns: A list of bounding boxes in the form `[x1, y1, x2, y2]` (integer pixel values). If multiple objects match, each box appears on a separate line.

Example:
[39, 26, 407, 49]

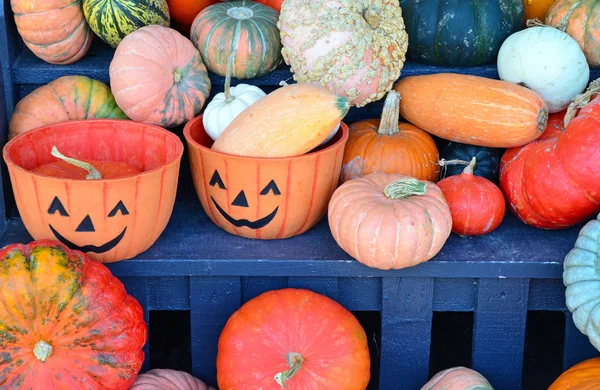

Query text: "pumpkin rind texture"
[394, 74, 549, 148]
[132, 369, 215, 389]
[524, 0, 558, 22]
[11, 0, 92, 64]
[9, 75, 127, 139]
[110, 25, 211, 128]
[421, 367, 494, 390]
[549, 358, 600, 389]
[400, 0, 524, 66]
[0, 240, 147, 389]
[191, 1, 282, 79]
[167, 0, 219, 34]
[328, 173, 452, 270]
[440, 142, 503, 183]
[563, 214, 600, 351]
[546, 0, 600, 67]
[279, 0, 408, 107]
[83, 0, 170, 48]
[216, 288, 371, 389]
[497, 26, 589, 113]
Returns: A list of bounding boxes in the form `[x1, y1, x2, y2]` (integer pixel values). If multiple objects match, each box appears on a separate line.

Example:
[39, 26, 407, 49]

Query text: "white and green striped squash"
[83, 0, 170, 48]
[564, 213, 600, 352]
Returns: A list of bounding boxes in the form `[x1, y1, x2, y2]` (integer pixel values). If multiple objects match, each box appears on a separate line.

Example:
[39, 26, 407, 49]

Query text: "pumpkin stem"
[438, 158, 470, 167]
[377, 91, 401, 136]
[173, 69, 183, 83]
[565, 78, 600, 127]
[526, 17, 567, 31]
[384, 177, 427, 199]
[274, 352, 304, 388]
[363, 5, 381, 28]
[224, 51, 236, 104]
[463, 157, 477, 175]
[33, 340, 53, 362]
[51, 146, 102, 180]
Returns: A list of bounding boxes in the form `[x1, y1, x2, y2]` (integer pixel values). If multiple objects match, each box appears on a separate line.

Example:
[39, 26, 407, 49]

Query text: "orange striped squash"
[191, 0, 282, 79]
[394, 73, 549, 148]
[11, 0, 92, 64]
[3, 120, 183, 263]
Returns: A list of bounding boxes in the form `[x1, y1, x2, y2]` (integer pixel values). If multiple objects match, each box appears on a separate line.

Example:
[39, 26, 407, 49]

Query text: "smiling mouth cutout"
[50, 225, 127, 253]
[211, 197, 278, 229]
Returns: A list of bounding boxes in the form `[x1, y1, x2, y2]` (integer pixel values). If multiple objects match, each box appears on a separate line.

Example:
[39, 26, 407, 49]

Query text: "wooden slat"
[241, 276, 288, 303]
[288, 277, 339, 300]
[380, 277, 434, 388]
[120, 277, 150, 373]
[563, 314, 599, 370]
[473, 279, 529, 390]
[190, 277, 241, 387]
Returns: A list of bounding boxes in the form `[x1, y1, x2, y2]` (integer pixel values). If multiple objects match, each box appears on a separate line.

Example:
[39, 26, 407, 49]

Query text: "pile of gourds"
[4, 0, 600, 388]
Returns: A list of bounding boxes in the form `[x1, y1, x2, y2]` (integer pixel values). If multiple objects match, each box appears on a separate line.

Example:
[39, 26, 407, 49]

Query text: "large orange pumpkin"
[110, 25, 211, 128]
[9, 75, 127, 139]
[167, 0, 219, 34]
[3, 120, 183, 263]
[11, 0, 92, 64]
[341, 90, 439, 183]
[184, 115, 348, 239]
[328, 173, 452, 270]
[546, 0, 600, 67]
[217, 288, 371, 389]
[0, 240, 147, 389]
[549, 358, 600, 389]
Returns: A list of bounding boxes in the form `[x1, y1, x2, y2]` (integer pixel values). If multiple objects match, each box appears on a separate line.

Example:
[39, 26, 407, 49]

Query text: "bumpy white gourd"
[497, 26, 589, 113]
[564, 213, 600, 352]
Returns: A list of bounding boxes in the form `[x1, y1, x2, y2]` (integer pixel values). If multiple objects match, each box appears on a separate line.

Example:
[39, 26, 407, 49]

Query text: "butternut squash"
[394, 74, 548, 148]
[212, 83, 350, 157]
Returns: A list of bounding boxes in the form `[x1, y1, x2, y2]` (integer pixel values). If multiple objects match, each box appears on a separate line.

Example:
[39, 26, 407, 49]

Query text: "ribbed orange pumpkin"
[11, 0, 92, 64]
[546, 0, 600, 67]
[110, 25, 211, 128]
[341, 91, 439, 183]
[328, 173, 452, 270]
[549, 358, 600, 389]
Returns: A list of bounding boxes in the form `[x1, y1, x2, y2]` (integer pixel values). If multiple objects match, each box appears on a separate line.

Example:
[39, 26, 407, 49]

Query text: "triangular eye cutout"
[260, 180, 281, 196]
[48, 197, 69, 216]
[108, 201, 129, 217]
[209, 170, 226, 189]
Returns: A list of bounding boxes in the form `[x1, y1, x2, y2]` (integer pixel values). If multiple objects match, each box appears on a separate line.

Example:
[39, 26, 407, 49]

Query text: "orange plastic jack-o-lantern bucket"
[184, 115, 349, 240]
[3, 120, 183, 263]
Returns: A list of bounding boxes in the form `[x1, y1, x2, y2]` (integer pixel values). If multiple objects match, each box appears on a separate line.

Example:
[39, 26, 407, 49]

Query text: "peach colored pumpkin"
[132, 369, 215, 389]
[11, 0, 92, 64]
[328, 173, 452, 270]
[421, 367, 494, 389]
[278, 0, 408, 107]
[110, 25, 211, 128]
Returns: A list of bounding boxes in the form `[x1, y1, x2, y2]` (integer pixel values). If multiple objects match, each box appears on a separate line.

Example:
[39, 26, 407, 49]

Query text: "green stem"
[377, 91, 401, 136]
[173, 69, 182, 83]
[51, 146, 102, 180]
[384, 178, 427, 199]
[363, 5, 381, 28]
[224, 51, 236, 104]
[463, 157, 476, 175]
[33, 340, 53, 362]
[274, 352, 304, 388]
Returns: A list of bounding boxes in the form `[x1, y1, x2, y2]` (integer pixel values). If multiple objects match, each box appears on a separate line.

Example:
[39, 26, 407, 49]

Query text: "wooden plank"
[380, 277, 434, 389]
[241, 276, 288, 303]
[473, 279, 529, 390]
[433, 278, 476, 312]
[190, 277, 241, 388]
[528, 279, 566, 311]
[148, 276, 190, 310]
[338, 277, 382, 311]
[288, 277, 339, 300]
[119, 277, 150, 373]
[563, 314, 599, 370]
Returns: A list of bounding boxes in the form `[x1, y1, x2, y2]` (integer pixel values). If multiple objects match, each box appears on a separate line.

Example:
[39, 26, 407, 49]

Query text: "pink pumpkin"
[421, 367, 494, 390]
[278, 0, 408, 107]
[110, 25, 211, 128]
[131, 369, 215, 390]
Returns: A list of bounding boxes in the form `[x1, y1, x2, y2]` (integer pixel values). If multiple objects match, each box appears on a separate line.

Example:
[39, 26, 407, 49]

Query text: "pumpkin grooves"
[51, 147, 102, 180]
[274, 352, 304, 388]
[377, 91, 401, 136]
[33, 340, 53, 362]
[384, 178, 427, 199]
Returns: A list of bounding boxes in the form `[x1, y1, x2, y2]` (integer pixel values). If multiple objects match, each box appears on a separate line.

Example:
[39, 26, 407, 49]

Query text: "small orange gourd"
[549, 358, 600, 389]
[341, 91, 439, 183]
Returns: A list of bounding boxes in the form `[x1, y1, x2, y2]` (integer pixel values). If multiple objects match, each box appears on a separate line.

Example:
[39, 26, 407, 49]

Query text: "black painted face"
[47, 197, 129, 253]
[209, 169, 280, 229]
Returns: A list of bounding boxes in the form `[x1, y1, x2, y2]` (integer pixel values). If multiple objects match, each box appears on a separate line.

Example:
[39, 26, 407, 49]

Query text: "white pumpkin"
[564, 213, 600, 352]
[497, 26, 589, 113]
[203, 74, 266, 141]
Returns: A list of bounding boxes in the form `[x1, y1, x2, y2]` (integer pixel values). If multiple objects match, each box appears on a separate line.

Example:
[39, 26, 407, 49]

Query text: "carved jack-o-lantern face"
[184, 116, 350, 240]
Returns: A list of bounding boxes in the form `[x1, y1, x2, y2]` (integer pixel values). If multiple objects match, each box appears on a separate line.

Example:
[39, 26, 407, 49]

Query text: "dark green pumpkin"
[400, 0, 524, 66]
[83, 0, 170, 48]
[440, 142, 503, 182]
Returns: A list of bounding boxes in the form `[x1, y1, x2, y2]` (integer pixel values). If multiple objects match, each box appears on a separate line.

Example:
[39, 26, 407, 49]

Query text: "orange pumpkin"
[184, 115, 348, 240]
[328, 173, 452, 270]
[341, 90, 439, 183]
[524, 0, 557, 24]
[3, 120, 184, 263]
[10, 0, 92, 64]
[546, 0, 600, 67]
[166, 0, 219, 34]
[549, 358, 600, 389]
